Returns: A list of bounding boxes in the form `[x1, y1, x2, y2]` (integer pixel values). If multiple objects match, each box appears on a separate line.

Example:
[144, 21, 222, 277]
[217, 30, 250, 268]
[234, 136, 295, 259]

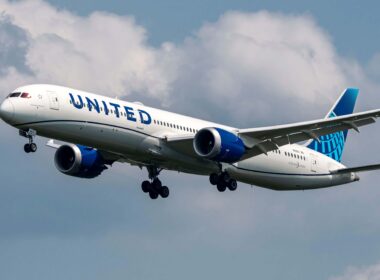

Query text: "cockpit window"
[21, 92, 31, 98]
[8, 92, 21, 98]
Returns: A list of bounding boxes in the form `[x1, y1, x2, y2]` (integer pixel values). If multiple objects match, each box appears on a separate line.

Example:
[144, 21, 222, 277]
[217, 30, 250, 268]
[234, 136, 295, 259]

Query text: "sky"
[0, 1, 380, 280]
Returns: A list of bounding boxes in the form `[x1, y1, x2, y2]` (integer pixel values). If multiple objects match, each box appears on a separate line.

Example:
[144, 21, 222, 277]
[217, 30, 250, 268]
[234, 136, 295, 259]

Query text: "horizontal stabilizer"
[331, 163, 380, 174]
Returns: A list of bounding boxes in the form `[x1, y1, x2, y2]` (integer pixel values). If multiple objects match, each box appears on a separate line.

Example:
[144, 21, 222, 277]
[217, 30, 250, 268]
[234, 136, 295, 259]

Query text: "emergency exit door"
[48, 91, 59, 110]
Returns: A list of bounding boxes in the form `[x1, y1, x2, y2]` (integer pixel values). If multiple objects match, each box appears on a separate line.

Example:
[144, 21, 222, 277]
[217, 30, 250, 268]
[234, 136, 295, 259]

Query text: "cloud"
[329, 262, 380, 280]
[1, 1, 378, 127]
[0, 0, 174, 98]
[167, 11, 353, 125]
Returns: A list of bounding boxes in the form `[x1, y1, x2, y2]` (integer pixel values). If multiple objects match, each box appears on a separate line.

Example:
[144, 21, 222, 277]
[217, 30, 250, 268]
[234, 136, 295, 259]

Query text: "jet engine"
[54, 144, 108, 178]
[193, 128, 246, 163]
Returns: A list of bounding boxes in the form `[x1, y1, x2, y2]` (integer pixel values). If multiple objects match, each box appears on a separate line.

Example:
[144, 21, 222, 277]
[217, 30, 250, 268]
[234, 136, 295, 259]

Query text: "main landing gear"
[19, 129, 37, 153]
[141, 166, 170, 199]
[209, 172, 238, 192]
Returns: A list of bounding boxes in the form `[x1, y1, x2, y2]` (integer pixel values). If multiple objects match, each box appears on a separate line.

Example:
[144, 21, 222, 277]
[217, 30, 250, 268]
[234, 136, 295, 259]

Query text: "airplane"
[1, 84, 380, 199]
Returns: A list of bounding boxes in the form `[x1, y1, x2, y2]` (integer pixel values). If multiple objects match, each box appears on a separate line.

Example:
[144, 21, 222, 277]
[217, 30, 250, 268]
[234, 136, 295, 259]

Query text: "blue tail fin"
[306, 88, 359, 162]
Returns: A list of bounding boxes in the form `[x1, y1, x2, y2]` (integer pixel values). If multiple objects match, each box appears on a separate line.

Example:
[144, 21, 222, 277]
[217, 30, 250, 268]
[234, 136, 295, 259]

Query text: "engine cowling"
[54, 144, 108, 178]
[193, 128, 246, 163]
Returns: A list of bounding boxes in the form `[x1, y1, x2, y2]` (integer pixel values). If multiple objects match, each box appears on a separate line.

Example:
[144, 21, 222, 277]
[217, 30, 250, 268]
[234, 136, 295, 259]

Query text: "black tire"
[149, 191, 159, 199]
[30, 143, 37, 153]
[209, 173, 219, 185]
[159, 186, 170, 198]
[24, 144, 31, 153]
[141, 181, 151, 193]
[216, 182, 226, 192]
[152, 178, 162, 189]
[227, 179, 237, 191]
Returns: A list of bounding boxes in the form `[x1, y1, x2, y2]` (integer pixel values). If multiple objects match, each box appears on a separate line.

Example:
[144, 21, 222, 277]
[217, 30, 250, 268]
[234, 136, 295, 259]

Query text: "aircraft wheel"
[209, 173, 219, 185]
[160, 186, 170, 198]
[141, 181, 151, 193]
[24, 144, 31, 153]
[149, 190, 159, 200]
[227, 179, 237, 191]
[216, 182, 227, 192]
[30, 143, 37, 153]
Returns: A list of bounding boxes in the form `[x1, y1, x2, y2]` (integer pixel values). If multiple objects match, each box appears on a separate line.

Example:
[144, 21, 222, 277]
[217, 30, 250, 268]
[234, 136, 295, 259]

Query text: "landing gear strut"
[141, 166, 170, 199]
[209, 171, 238, 192]
[19, 129, 37, 153]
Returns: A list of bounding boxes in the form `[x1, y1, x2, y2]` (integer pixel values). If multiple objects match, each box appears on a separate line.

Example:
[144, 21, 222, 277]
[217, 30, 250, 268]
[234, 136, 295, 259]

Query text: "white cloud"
[330, 262, 380, 280]
[0, 0, 174, 98]
[0, 1, 377, 126]
[165, 11, 356, 125]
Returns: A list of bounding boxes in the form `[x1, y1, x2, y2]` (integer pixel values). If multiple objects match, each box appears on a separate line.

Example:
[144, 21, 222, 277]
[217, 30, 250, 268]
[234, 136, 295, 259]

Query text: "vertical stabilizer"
[306, 88, 359, 162]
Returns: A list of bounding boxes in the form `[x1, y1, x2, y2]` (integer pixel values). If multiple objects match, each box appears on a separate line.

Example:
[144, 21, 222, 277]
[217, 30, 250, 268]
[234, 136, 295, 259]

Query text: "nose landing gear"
[19, 129, 37, 153]
[141, 166, 170, 199]
[209, 172, 238, 192]
[24, 142, 37, 153]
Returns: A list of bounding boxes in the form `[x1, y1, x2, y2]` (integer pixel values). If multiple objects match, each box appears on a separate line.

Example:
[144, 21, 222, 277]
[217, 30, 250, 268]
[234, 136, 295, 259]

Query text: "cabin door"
[310, 154, 318, 172]
[48, 91, 59, 110]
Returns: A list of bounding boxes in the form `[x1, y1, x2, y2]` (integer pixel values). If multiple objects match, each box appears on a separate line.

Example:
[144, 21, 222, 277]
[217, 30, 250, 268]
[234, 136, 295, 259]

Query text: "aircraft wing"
[164, 109, 380, 160]
[238, 109, 380, 159]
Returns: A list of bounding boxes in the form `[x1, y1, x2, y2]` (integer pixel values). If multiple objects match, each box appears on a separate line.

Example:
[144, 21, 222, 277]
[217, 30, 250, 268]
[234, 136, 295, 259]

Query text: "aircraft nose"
[0, 98, 15, 123]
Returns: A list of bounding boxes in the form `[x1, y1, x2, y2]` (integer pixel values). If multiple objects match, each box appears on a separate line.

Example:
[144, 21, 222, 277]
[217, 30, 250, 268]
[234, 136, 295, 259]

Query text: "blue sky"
[0, 1, 380, 280]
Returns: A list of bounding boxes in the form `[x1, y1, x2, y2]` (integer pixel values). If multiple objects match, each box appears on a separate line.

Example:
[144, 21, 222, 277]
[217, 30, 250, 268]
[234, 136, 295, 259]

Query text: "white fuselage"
[1, 84, 358, 190]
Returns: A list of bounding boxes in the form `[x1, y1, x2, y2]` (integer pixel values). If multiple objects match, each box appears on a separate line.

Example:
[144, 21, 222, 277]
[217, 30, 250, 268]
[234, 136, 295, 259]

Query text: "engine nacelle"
[193, 128, 246, 163]
[54, 144, 108, 178]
